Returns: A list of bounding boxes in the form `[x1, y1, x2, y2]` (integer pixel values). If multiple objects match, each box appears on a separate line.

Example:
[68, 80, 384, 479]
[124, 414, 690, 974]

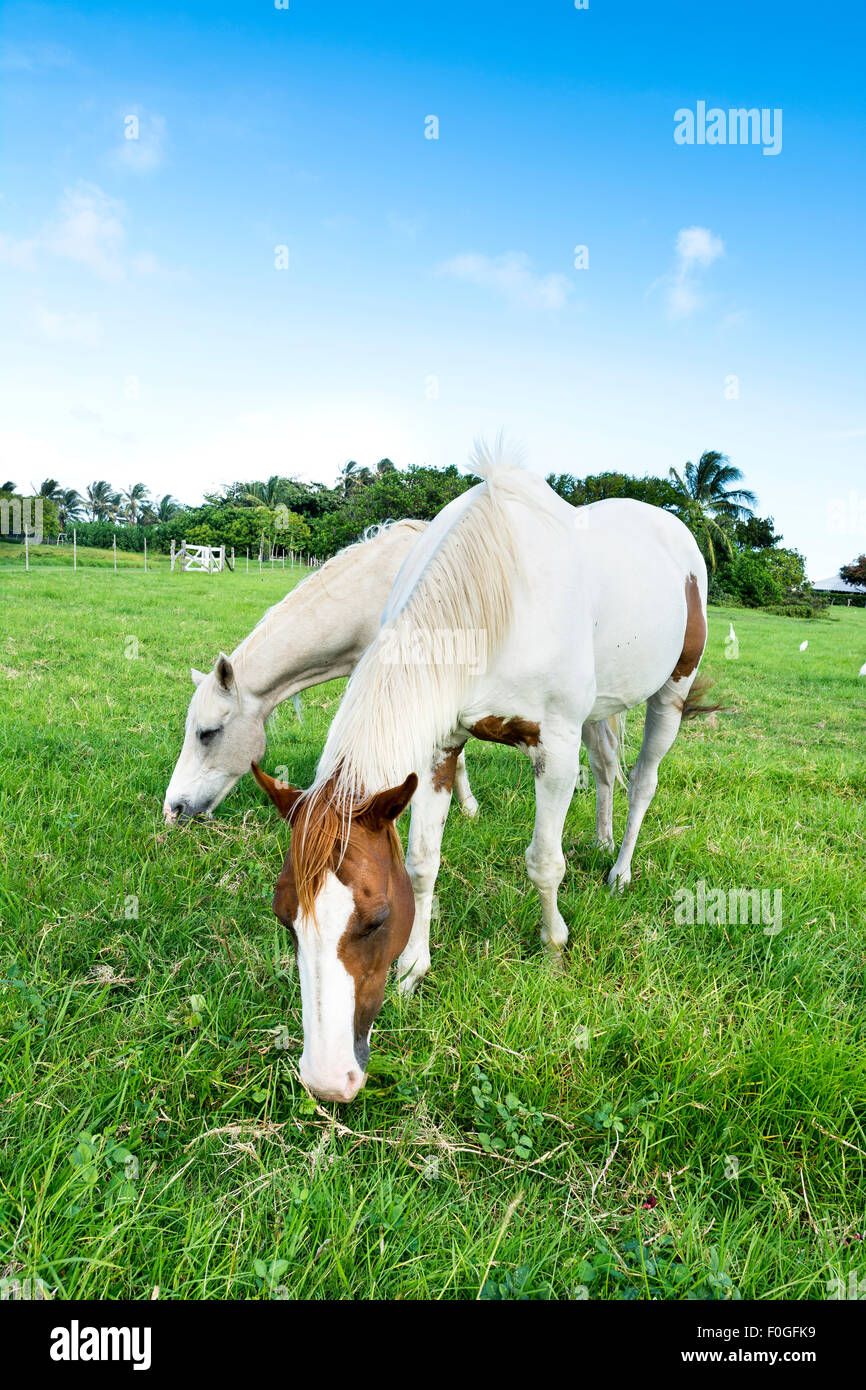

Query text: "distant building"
[811, 575, 866, 605]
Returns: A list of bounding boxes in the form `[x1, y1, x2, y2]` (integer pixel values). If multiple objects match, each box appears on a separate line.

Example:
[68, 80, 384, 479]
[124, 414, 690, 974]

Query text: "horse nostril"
[354, 1037, 370, 1070]
[344, 1067, 365, 1099]
[171, 801, 187, 819]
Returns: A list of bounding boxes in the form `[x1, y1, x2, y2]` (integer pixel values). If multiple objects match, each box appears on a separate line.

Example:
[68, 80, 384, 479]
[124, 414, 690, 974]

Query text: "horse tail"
[680, 675, 722, 720]
[292, 694, 304, 724]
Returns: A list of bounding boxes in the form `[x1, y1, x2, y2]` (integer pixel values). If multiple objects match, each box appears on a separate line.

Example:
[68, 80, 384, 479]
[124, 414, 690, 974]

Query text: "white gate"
[171, 542, 227, 573]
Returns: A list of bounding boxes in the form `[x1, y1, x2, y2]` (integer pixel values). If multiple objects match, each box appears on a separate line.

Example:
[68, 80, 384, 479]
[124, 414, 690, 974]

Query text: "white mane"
[312, 439, 534, 806]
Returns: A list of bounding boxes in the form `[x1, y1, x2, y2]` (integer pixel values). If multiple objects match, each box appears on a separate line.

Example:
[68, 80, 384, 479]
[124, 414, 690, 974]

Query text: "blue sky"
[1, 0, 864, 577]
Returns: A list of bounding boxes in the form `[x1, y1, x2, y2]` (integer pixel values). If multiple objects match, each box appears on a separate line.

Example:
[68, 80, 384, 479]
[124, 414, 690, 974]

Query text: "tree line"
[2, 452, 857, 610]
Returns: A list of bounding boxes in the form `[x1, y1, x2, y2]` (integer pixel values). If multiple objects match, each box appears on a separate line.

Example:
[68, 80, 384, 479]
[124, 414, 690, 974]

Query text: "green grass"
[0, 541, 168, 570]
[1, 568, 865, 1300]
[0, 541, 296, 573]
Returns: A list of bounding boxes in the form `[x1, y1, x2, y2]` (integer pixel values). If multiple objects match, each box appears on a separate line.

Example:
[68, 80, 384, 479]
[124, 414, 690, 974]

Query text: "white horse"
[163, 520, 478, 821]
[253, 444, 712, 1101]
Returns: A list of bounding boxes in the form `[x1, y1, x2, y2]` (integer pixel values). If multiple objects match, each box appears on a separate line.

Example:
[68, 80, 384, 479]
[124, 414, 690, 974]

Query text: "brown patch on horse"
[336, 817, 415, 1050]
[285, 773, 417, 923]
[251, 761, 303, 820]
[671, 573, 707, 681]
[470, 715, 541, 748]
[432, 746, 463, 794]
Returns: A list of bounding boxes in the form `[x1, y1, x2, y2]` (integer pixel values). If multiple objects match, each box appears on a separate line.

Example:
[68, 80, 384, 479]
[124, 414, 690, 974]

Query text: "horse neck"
[231, 538, 403, 716]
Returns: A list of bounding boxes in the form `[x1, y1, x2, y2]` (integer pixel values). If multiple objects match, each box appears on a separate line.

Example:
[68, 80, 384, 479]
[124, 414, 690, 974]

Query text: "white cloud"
[321, 213, 359, 231]
[44, 183, 127, 280]
[388, 212, 422, 240]
[652, 225, 725, 320]
[436, 251, 573, 311]
[2, 183, 168, 282]
[31, 307, 103, 345]
[130, 251, 161, 275]
[0, 234, 39, 270]
[721, 308, 750, 329]
[114, 111, 167, 173]
[0, 42, 73, 73]
[675, 225, 724, 269]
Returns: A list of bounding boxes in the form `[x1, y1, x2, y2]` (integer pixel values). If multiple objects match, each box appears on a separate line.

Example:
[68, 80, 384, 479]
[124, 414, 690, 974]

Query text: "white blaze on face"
[295, 872, 366, 1103]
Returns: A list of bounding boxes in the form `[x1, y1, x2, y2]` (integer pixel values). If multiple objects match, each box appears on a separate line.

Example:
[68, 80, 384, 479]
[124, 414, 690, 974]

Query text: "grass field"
[0, 541, 300, 573]
[1, 566, 865, 1300]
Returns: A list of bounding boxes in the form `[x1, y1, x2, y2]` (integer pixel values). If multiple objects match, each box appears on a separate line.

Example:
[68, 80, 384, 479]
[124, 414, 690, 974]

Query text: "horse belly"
[581, 504, 704, 716]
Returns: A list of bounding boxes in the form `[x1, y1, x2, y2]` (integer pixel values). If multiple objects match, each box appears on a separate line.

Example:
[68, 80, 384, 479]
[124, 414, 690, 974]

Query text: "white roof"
[812, 575, 866, 593]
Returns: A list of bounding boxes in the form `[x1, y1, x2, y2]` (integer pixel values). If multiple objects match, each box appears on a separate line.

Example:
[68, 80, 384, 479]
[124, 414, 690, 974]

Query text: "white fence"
[170, 541, 229, 573]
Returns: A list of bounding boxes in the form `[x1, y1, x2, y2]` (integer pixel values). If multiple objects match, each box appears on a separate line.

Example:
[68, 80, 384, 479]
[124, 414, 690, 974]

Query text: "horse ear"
[357, 773, 418, 832]
[215, 652, 235, 692]
[251, 762, 303, 821]
[191, 668, 206, 687]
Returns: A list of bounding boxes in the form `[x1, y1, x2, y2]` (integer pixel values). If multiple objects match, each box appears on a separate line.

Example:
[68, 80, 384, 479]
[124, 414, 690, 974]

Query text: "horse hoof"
[459, 796, 480, 819]
[396, 964, 429, 996]
[607, 868, 630, 894]
[544, 947, 566, 974]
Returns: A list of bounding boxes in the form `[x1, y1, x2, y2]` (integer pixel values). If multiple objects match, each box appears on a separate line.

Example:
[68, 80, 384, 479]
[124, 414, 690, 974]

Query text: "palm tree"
[147, 493, 181, 523]
[1, 480, 15, 493]
[339, 459, 372, 496]
[236, 476, 295, 509]
[85, 480, 119, 521]
[668, 451, 756, 571]
[33, 478, 64, 502]
[57, 489, 83, 529]
[121, 481, 151, 524]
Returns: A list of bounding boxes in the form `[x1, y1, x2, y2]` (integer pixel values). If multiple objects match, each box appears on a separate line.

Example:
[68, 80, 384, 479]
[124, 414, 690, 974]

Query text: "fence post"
[24, 527, 29, 571]
[144, 536, 147, 572]
[170, 539, 175, 571]
[230, 546, 234, 572]
[246, 548, 249, 573]
[73, 528, 77, 570]
[113, 534, 117, 570]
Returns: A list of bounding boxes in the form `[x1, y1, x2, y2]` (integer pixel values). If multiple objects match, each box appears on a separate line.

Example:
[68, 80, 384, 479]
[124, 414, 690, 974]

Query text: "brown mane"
[291, 775, 404, 921]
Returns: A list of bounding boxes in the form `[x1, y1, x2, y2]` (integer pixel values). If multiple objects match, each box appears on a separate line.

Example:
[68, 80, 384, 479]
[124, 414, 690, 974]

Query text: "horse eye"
[198, 727, 220, 745]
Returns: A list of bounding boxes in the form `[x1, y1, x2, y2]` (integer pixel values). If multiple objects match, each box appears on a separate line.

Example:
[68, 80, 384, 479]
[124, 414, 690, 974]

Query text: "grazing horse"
[253, 444, 711, 1102]
[163, 520, 477, 821]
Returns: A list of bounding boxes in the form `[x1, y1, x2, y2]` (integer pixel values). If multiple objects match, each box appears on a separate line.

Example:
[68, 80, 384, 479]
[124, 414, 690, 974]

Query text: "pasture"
[1, 564, 864, 1299]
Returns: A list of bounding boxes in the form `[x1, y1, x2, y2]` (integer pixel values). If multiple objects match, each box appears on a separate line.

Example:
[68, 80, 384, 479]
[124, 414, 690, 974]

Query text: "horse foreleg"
[397, 749, 459, 994]
[525, 733, 581, 959]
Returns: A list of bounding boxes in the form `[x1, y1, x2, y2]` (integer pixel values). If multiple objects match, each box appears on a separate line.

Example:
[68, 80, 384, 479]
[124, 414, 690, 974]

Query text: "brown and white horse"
[254, 443, 711, 1102]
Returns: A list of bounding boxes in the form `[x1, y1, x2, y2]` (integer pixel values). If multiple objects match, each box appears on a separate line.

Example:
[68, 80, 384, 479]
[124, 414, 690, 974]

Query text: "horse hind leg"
[582, 717, 621, 855]
[607, 677, 693, 893]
